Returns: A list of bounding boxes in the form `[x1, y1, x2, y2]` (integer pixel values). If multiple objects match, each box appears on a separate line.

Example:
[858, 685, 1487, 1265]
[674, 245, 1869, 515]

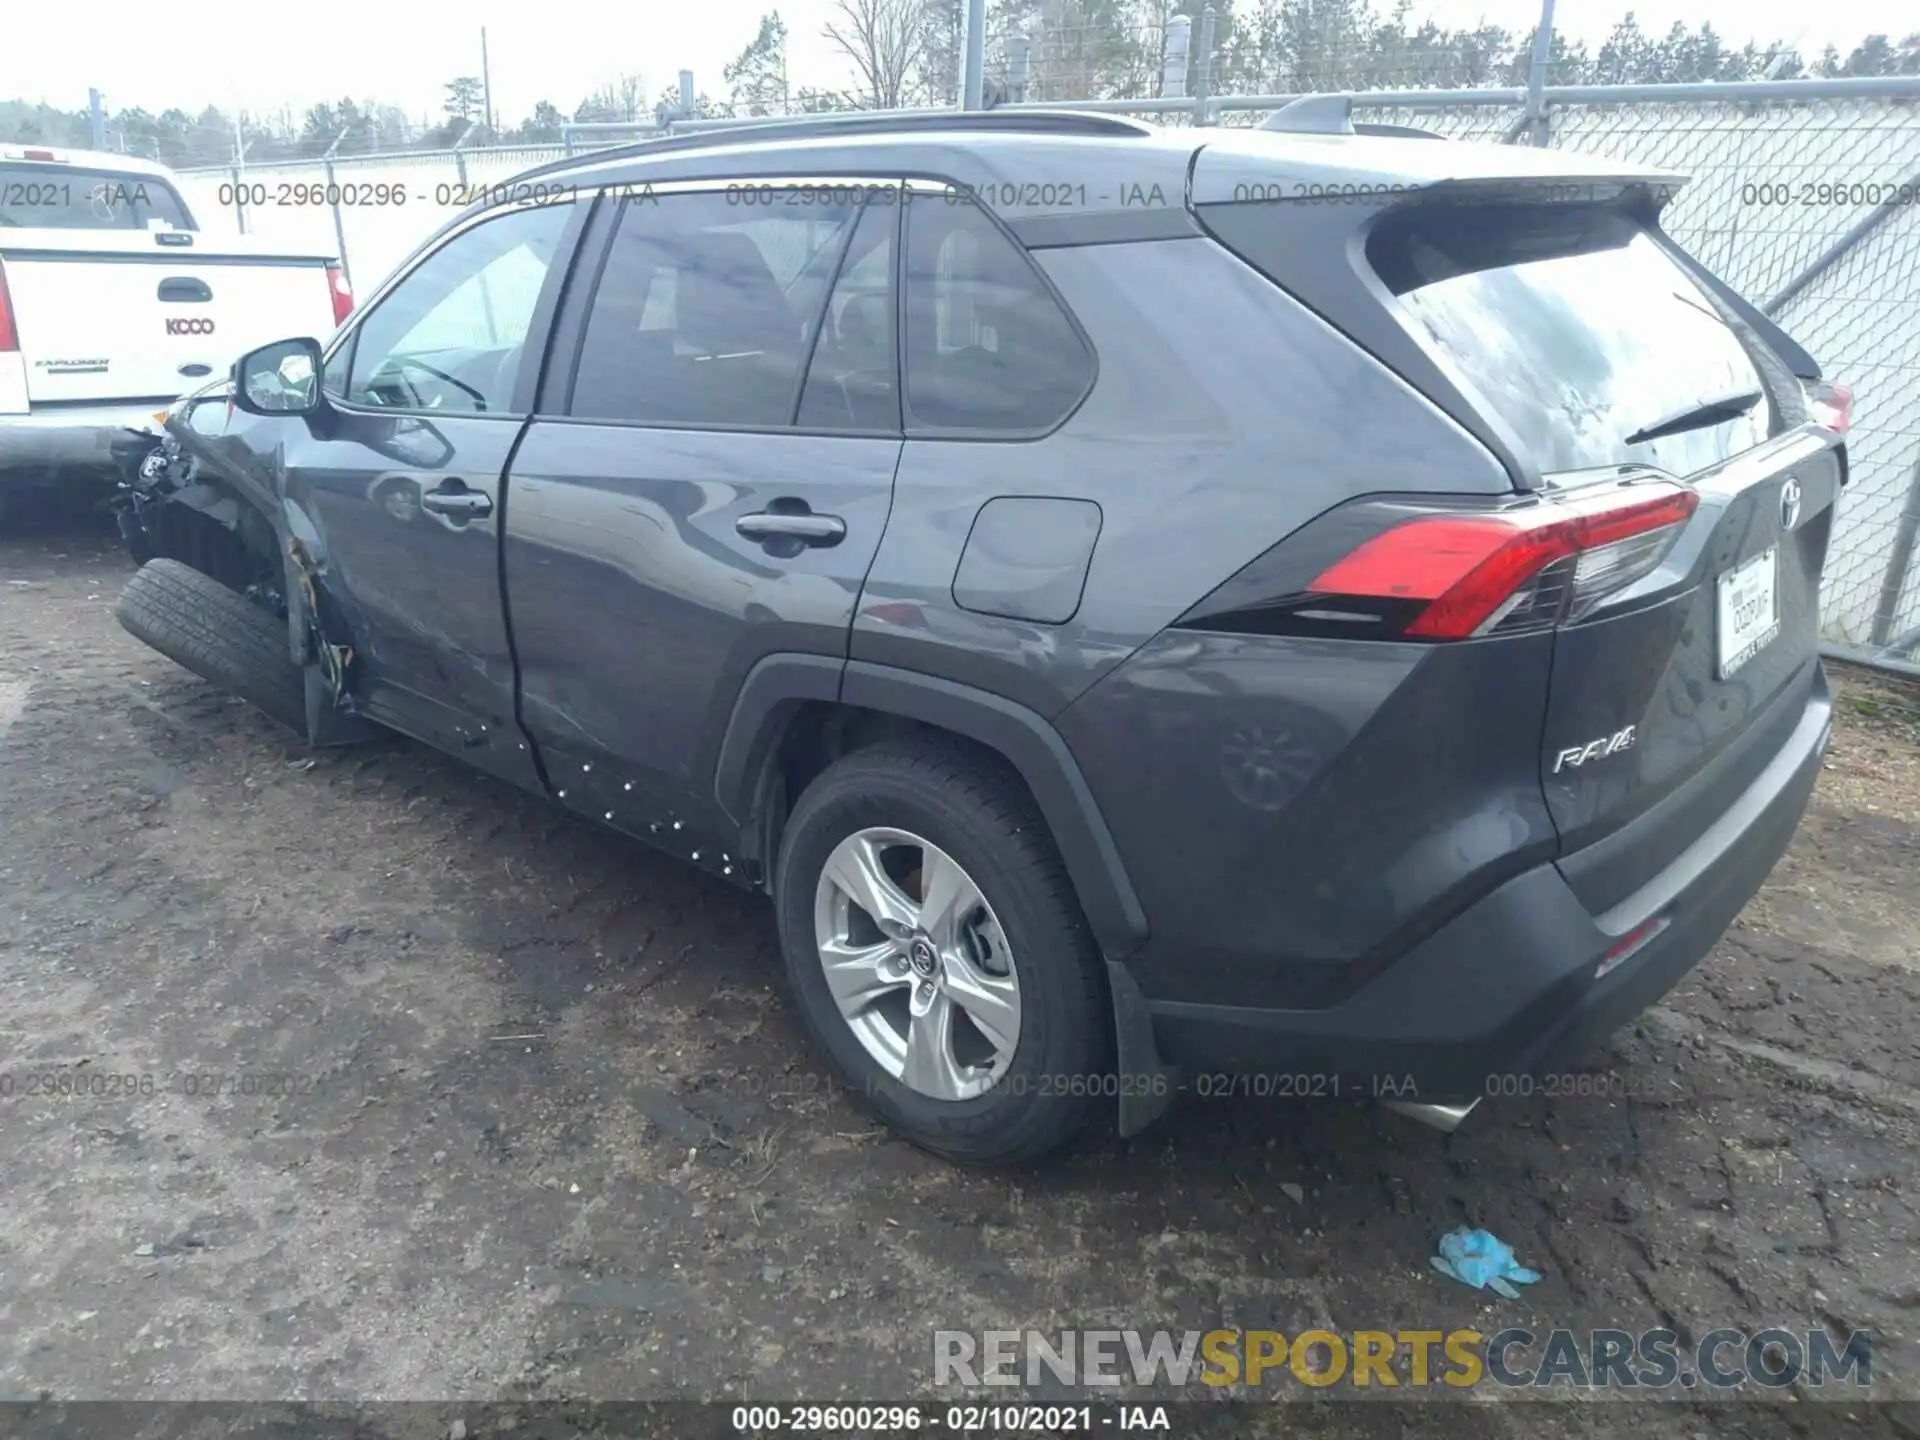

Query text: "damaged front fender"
[113, 396, 378, 748]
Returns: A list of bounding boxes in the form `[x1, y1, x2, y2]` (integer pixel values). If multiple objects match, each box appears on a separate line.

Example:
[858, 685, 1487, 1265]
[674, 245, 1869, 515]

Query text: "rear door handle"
[736, 510, 846, 546]
[421, 482, 493, 520]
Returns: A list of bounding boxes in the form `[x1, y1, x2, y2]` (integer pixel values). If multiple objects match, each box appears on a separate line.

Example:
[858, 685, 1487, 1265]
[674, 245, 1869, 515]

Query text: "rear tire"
[774, 734, 1111, 1165]
[115, 558, 306, 735]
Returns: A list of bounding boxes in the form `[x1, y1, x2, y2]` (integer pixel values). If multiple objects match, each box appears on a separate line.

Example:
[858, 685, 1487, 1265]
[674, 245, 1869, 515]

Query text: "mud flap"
[304, 665, 384, 747]
[1107, 959, 1179, 1137]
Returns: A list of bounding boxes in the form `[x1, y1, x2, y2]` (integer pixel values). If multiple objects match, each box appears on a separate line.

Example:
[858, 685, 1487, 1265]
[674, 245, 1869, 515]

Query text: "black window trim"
[316, 195, 594, 424]
[540, 173, 909, 441]
[788, 190, 901, 431]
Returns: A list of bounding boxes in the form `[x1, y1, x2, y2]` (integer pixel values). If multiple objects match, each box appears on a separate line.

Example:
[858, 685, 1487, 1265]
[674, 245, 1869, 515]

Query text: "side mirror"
[233, 337, 326, 417]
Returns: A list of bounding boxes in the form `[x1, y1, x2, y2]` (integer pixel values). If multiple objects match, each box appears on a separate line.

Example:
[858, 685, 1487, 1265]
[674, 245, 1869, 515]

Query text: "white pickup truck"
[0, 145, 350, 515]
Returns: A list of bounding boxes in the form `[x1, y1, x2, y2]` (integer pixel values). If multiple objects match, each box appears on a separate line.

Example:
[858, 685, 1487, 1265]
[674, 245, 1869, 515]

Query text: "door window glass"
[568, 190, 860, 428]
[346, 202, 574, 414]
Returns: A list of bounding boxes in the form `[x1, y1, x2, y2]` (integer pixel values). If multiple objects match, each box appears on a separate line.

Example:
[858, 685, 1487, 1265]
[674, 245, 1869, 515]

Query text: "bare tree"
[577, 72, 650, 123]
[823, 0, 926, 109]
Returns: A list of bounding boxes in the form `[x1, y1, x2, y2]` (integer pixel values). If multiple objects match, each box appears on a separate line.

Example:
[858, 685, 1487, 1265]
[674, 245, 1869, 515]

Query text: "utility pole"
[1193, 6, 1216, 126]
[1162, 16, 1191, 98]
[1525, 0, 1557, 146]
[1006, 35, 1031, 105]
[230, 110, 251, 234]
[88, 89, 106, 149]
[961, 0, 985, 110]
[481, 27, 495, 137]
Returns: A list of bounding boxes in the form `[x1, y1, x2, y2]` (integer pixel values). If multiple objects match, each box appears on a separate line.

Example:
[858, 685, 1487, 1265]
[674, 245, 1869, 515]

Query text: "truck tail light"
[1176, 481, 1700, 643]
[0, 259, 18, 352]
[1804, 379, 1851, 436]
[326, 263, 353, 326]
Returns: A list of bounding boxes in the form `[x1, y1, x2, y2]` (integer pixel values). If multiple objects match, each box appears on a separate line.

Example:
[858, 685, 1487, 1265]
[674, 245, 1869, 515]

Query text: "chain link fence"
[175, 68, 1920, 674]
[1550, 96, 1920, 663]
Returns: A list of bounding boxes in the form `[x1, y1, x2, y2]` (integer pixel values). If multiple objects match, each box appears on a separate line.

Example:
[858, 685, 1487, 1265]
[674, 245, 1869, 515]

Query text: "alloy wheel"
[811, 826, 1021, 1101]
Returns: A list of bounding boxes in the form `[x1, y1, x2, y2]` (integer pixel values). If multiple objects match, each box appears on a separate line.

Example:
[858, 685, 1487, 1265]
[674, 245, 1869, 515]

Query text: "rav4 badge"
[1553, 725, 1637, 773]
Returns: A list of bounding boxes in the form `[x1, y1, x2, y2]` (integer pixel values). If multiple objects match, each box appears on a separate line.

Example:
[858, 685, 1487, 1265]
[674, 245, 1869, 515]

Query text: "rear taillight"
[1805, 379, 1852, 436]
[1311, 486, 1697, 639]
[0, 259, 17, 353]
[326, 263, 353, 326]
[1179, 481, 1700, 643]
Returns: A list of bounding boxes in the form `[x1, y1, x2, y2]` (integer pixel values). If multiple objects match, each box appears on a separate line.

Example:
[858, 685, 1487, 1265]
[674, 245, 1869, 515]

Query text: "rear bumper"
[1142, 665, 1831, 1101]
[2, 400, 172, 431]
[0, 399, 171, 488]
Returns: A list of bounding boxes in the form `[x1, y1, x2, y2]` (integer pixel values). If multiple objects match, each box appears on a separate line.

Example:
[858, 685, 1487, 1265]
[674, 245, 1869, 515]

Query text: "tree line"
[2, 3, 1915, 167]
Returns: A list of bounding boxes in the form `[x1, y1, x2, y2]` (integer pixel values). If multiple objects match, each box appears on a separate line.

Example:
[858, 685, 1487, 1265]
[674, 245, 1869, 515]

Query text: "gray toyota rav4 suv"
[112, 109, 1845, 1163]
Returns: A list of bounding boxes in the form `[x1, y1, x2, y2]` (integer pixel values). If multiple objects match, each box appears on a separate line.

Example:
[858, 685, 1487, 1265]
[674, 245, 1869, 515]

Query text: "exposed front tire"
[774, 735, 1111, 1165]
[115, 558, 306, 734]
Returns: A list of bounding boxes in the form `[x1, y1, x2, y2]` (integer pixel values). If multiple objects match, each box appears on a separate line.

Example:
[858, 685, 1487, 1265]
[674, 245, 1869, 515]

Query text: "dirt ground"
[1, 513, 1916, 1437]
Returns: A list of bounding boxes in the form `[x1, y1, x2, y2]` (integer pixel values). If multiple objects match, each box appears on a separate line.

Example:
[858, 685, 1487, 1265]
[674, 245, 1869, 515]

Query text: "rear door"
[1373, 199, 1842, 908]
[503, 179, 903, 847]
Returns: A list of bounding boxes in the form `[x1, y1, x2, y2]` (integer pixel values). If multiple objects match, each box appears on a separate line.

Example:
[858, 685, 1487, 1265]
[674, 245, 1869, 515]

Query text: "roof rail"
[524, 109, 1157, 183]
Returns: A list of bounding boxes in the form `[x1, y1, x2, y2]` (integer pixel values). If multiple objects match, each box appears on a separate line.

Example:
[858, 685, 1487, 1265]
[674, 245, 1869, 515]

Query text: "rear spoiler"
[1187, 142, 1820, 487]
[1659, 243, 1820, 380]
[1199, 113, 1818, 386]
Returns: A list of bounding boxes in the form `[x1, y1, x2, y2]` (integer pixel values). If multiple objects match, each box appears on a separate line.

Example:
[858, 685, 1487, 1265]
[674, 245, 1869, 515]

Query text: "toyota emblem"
[1780, 476, 1802, 532]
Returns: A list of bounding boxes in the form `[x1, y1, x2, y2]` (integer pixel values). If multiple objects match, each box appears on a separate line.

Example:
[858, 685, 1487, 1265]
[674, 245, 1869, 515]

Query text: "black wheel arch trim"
[714, 654, 1150, 959]
[712, 652, 846, 831]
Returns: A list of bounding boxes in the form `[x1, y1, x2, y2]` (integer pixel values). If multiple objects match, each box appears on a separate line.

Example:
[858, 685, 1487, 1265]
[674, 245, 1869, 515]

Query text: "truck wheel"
[115, 558, 306, 735]
[774, 734, 1111, 1165]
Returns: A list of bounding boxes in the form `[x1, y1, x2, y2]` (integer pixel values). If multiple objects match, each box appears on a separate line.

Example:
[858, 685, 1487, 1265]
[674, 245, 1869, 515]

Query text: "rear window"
[1370, 204, 1772, 477]
[0, 163, 194, 230]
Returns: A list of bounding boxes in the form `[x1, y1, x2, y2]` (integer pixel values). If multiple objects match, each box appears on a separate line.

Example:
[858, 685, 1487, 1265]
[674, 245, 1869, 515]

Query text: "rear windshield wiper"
[1624, 388, 1763, 446]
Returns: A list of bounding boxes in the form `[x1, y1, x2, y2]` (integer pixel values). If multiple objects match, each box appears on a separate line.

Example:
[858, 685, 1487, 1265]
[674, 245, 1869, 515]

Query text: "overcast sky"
[4, 0, 1914, 126]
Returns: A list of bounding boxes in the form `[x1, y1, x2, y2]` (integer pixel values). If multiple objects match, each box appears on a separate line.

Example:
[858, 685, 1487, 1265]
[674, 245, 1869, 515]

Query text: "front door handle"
[736, 509, 846, 547]
[420, 481, 493, 520]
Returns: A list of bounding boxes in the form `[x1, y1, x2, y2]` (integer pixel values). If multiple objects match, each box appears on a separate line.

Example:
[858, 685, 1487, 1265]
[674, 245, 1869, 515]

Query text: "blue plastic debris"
[1429, 1227, 1543, 1299]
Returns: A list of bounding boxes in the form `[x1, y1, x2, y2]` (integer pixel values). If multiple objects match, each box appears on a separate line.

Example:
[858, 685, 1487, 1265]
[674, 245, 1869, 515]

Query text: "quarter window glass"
[797, 201, 898, 431]
[569, 191, 860, 428]
[346, 202, 574, 414]
[903, 197, 1092, 432]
